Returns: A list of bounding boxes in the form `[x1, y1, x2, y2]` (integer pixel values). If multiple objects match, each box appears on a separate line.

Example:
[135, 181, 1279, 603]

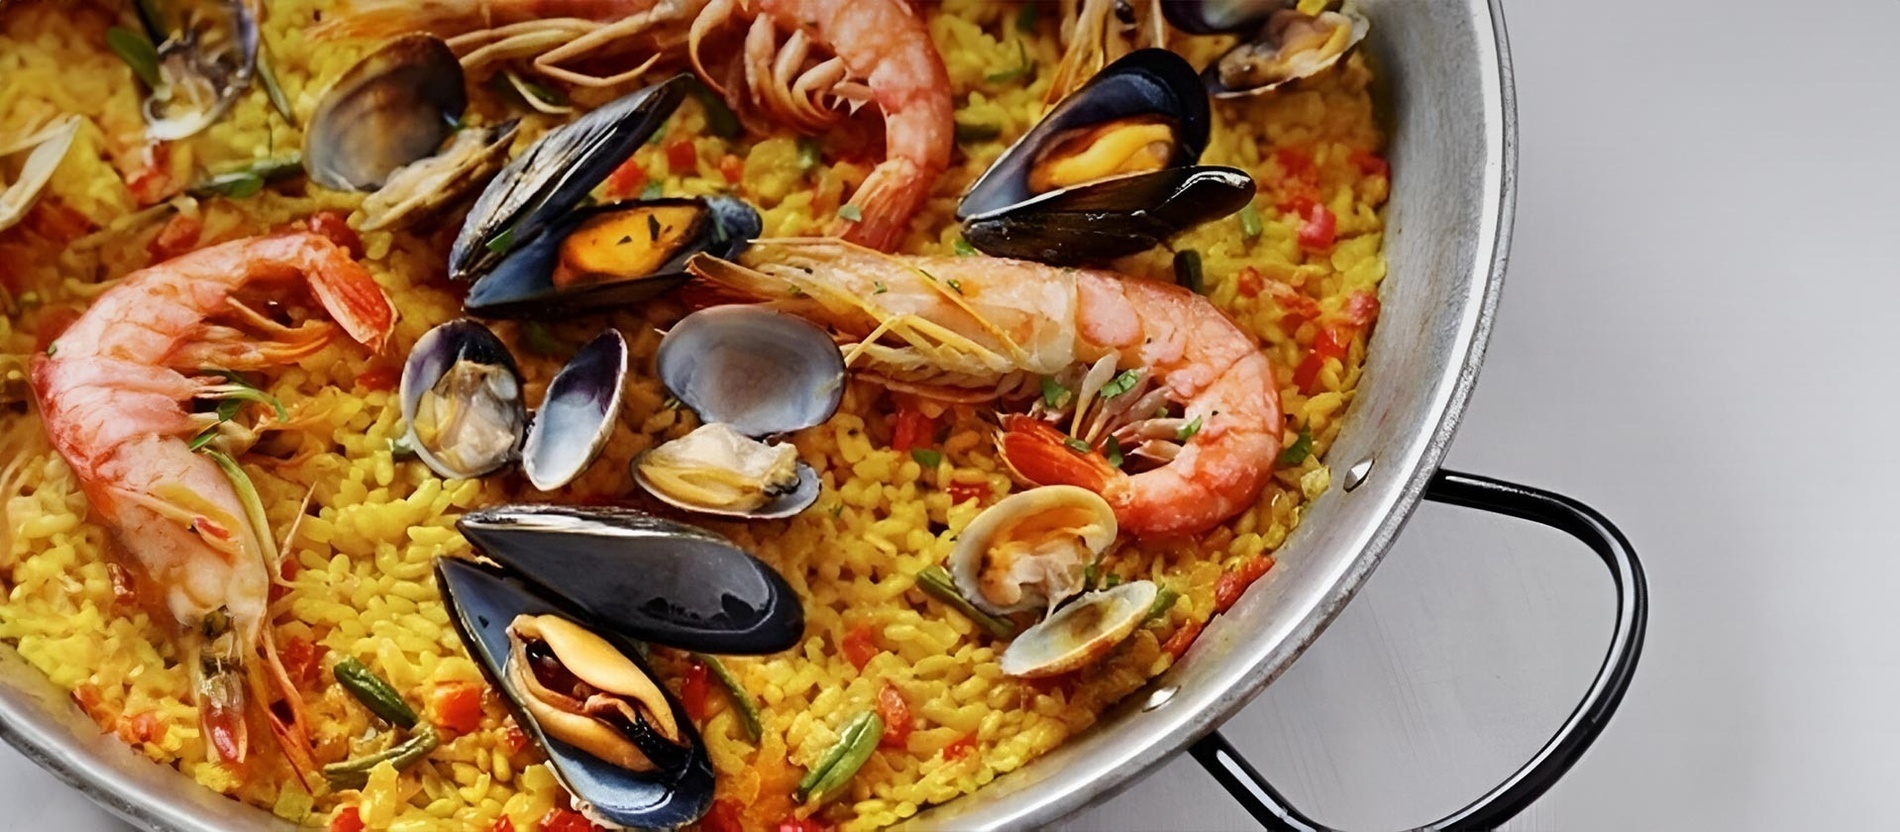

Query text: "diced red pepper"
[702, 801, 745, 832]
[329, 807, 365, 832]
[945, 480, 988, 505]
[777, 819, 830, 832]
[304, 210, 365, 258]
[719, 153, 745, 185]
[942, 733, 978, 761]
[1293, 326, 1349, 395]
[146, 212, 202, 262]
[840, 624, 879, 671]
[666, 138, 698, 172]
[1297, 203, 1337, 251]
[487, 816, 516, 832]
[681, 658, 710, 723]
[1349, 149, 1389, 178]
[876, 683, 912, 750]
[357, 364, 400, 392]
[1214, 556, 1276, 613]
[1273, 147, 1317, 184]
[280, 636, 324, 688]
[1235, 266, 1264, 299]
[1161, 620, 1204, 660]
[24, 198, 92, 243]
[429, 682, 485, 735]
[1341, 289, 1381, 328]
[890, 407, 935, 454]
[541, 808, 603, 832]
[605, 156, 647, 198]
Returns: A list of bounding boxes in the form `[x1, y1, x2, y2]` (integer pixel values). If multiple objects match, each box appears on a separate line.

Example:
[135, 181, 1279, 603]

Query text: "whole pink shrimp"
[689, 239, 1284, 538]
[30, 232, 394, 774]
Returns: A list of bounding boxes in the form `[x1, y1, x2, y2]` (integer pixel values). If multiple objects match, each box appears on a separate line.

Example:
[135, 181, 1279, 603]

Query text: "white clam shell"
[949, 485, 1118, 616]
[1000, 580, 1158, 678]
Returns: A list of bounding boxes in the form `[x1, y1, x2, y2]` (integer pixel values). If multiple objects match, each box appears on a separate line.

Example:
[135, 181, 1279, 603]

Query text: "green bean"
[696, 654, 764, 742]
[1173, 249, 1205, 294]
[322, 724, 439, 790]
[333, 658, 420, 730]
[186, 154, 304, 199]
[1144, 585, 1180, 624]
[1278, 426, 1315, 466]
[793, 710, 883, 804]
[916, 566, 1017, 639]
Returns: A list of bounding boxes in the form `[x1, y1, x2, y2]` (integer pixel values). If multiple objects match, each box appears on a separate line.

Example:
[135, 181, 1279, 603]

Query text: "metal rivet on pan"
[1142, 687, 1177, 711]
[1343, 458, 1374, 492]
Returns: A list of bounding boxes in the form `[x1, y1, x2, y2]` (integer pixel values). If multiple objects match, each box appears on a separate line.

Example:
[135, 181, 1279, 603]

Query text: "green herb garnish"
[1105, 435, 1123, 468]
[945, 277, 964, 295]
[839, 204, 863, 222]
[1173, 249, 1204, 294]
[954, 120, 1002, 143]
[1144, 585, 1180, 623]
[1099, 369, 1140, 399]
[797, 137, 823, 172]
[911, 448, 943, 468]
[1239, 203, 1263, 239]
[1063, 437, 1091, 454]
[872, 281, 888, 294]
[1040, 376, 1072, 409]
[106, 27, 162, 89]
[953, 237, 978, 257]
[640, 181, 665, 200]
[1176, 416, 1203, 442]
[1278, 426, 1314, 465]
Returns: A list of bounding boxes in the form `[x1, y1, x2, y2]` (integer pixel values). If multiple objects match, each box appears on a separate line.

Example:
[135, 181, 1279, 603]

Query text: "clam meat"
[999, 580, 1159, 678]
[400, 319, 527, 480]
[949, 486, 1118, 616]
[507, 613, 687, 773]
[635, 423, 803, 515]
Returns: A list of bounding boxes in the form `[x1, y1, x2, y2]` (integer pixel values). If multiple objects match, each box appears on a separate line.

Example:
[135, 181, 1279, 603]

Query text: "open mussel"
[451, 74, 691, 282]
[400, 320, 628, 489]
[456, 504, 805, 654]
[464, 196, 760, 319]
[1165, 1, 1370, 98]
[137, 0, 258, 140]
[438, 558, 714, 829]
[957, 49, 1254, 265]
[633, 306, 843, 519]
[305, 34, 519, 231]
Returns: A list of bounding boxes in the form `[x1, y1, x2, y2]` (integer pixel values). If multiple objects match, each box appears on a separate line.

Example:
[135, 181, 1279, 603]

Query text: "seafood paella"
[0, 0, 1389, 828]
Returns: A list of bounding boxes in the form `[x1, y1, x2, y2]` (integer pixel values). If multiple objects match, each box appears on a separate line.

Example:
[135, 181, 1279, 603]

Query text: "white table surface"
[8, 0, 1898, 828]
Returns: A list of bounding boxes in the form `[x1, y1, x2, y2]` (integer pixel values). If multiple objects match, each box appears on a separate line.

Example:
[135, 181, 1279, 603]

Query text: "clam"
[999, 580, 1159, 678]
[632, 306, 844, 519]
[0, 114, 81, 233]
[438, 558, 714, 829]
[138, 0, 258, 141]
[957, 49, 1254, 265]
[304, 34, 519, 231]
[400, 320, 628, 489]
[949, 486, 1118, 617]
[1164, 1, 1370, 98]
[451, 74, 692, 282]
[400, 319, 527, 480]
[464, 196, 760, 319]
[522, 329, 630, 492]
[507, 613, 689, 773]
[456, 504, 805, 654]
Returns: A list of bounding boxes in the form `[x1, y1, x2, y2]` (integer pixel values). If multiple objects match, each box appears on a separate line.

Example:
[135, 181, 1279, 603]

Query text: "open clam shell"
[999, 580, 1159, 678]
[0, 114, 81, 234]
[304, 34, 468, 192]
[465, 196, 761, 319]
[1202, 5, 1371, 98]
[141, 0, 258, 141]
[400, 319, 527, 480]
[438, 558, 714, 829]
[654, 306, 845, 438]
[456, 504, 805, 654]
[522, 329, 629, 492]
[451, 74, 691, 282]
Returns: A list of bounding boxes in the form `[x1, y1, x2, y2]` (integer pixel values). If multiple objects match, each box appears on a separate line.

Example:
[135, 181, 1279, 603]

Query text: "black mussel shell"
[456, 504, 805, 654]
[654, 306, 844, 438]
[1161, 0, 1289, 34]
[304, 34, 467, 191]
[958, 49, 1209, 223]
[961, 166, 1256, 265]
[400, 319, 528, 479]
[464, 196, 760, 319]
[522, 329, 629, 492]
[451, 75, 690, 281]
[142, 0, 258, 141]
[437, 558, 714, 829]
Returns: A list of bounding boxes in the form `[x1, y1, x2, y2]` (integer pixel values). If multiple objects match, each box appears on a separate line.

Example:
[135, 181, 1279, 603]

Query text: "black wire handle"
[1189, 469, 1648, 831]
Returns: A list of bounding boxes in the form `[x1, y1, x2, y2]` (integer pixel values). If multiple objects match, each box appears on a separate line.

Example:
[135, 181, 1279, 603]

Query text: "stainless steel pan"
[0, 0, 1646, 828]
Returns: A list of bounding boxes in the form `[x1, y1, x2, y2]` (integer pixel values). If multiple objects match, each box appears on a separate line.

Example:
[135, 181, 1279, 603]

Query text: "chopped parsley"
[106, 26, 161, 88]
[640, 181, 664, 200]
[953, 237, 978, 256]
[872, 281, 888, 294]
[797, 137, 823, 171]
[911, 448, 943, 468]
[1098, 369, 1140, 399]
[1104, 435, 1123, 468]
[1063, 437, 1091, 454]
[839, 204, 863, 222]
[1278, 426, 1314, 465]
[1176, 416, 1203, 442]
[1040, 376, 1072, 409]
[945, 277, 964, 295]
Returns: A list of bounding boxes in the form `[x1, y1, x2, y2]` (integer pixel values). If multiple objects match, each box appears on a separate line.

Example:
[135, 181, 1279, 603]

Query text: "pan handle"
[1187, 469, 1647, 831]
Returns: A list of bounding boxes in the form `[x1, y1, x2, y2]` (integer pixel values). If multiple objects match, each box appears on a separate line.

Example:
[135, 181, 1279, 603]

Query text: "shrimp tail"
[254, 631, 318, 784]
[190, 616, 250, 766]
[834, 157, 925, 251]
[286, 234, 396, 352]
